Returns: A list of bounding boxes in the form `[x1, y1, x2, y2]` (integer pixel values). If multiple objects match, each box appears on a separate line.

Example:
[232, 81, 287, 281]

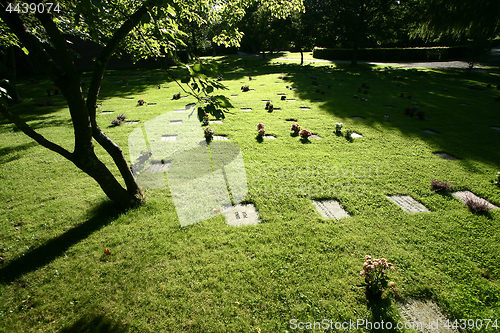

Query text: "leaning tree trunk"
[0, 0, 146, 210]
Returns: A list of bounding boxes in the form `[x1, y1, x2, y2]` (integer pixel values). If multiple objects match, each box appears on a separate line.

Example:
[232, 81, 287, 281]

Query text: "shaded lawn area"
[0, 58, 499, 332]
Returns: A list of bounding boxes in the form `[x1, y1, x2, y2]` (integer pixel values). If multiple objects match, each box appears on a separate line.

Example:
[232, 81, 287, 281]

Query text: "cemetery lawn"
[1, 57, 499, 332]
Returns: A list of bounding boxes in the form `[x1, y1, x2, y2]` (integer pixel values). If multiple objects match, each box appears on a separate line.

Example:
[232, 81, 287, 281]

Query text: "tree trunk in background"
[0, 46, 21, 103]
[351, 39, 359, 65]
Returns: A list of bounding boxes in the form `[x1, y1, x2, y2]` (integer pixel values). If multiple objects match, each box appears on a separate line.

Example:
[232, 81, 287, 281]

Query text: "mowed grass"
[1, 56, 500, 332]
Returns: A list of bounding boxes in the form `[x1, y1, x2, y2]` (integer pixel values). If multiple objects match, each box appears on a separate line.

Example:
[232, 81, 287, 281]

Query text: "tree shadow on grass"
[0, 201, 121, 284]
[0, 141, 38, 165]
[59, 313, 129, 333]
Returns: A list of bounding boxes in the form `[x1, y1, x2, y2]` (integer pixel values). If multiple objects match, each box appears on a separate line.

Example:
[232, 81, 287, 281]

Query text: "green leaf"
[213, 95, 233, 108]
[193, 63, 201, 72]
[141, 12, 151, 25]
[191, 82, 198, 91]
[180, 76, 190, 84]
[205, 103, 216, 115]
[21, 47, 29, 55]
[206, 86, 214, 94]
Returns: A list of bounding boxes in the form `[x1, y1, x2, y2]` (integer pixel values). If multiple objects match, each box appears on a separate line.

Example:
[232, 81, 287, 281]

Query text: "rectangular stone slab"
[452, 191, 499, 211]
[223, 204, 260, 226]
[387, 195, 429, 213]
[313, 200, 350, 219]
[433, 152, 459, 160]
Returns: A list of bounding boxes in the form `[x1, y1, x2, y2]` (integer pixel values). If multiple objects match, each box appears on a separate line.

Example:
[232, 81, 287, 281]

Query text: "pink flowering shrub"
[299, 129, 312, 139]
[257, 123, 265, 138]
[360, 255, 397, 297]
[204, 126, 214, 141]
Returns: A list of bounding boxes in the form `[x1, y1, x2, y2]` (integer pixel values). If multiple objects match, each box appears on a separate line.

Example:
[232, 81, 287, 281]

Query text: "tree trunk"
[0, 0, 146, 210]
[351, 39, 359, 66]
[300, 49, 304, 66]
[0, 46, 21, 103]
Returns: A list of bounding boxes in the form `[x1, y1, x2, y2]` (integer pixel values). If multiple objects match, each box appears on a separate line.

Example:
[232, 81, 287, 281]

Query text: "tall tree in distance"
[415, 0, 500, 40]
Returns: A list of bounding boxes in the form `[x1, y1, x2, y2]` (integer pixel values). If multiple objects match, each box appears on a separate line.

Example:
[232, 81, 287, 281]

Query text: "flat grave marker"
[452, 191, 499, 211]
[100, 111, 114, 114]
[399, 300, 459, 333]
[313, 200, 350, 219]
[387, 195, 429, 213]
[352, 116, 364, 120]
[433, 152, 459, 160]
[147, 162, 171, 172]
[310, 135, 322, 139]
[299, 107, 311, 110]
[263, 135, 276, 139]
[161, 135, 178, 141]
[213, 135, 229, 141]
[351, 133, 362, 138]
[170, 120, 183, 124]
[241, 108, 252, 112]
[124, 121, 140, 125]
[223, 204, 260, 226]
[491, 126, 500, 131]
[423, 130, 436, 134]
[209, 120, 223, 124]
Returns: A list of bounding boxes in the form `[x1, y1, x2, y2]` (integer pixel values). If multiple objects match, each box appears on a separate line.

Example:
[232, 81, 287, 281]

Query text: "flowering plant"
[335, 122, 343, 133]
[172, 92, 181, 100]
[495, 171, 500, 186]
[241, 85, 250, 92]
[416, 110, 425, 120]
[360, 255, 397, 297]
[204, 126, 214, 141]
[54, 88, 60, 95]
[202, 112, 209, 126]
[299, 129, 312, 139]
[290, 123, 301, 135]
[137, 99, 146, 106]
[257, 123, 265, 138]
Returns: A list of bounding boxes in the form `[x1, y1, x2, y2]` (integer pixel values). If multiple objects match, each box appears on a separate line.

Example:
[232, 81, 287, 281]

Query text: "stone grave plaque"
[452, 191, 499, 211]
[170, 120, 183, 124]
[433, 152, 459, 160]
[223, 204, 260, 226]
[387, 195, 429, 213]
[313, 200, 350, 219]
[161, 135, 177, 141]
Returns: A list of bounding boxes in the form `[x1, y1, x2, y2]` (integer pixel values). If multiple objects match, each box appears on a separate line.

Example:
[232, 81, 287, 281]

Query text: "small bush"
[299, 129, 312, 139]
[116, 114, 127, 122]
[137, 99, 146, 106]
[204, 126, 214, 141]
[172, 93, 181, 100]
[430, 179, 453, 192]
[241, 85, 250, 92]
[345, 129, 354, 141]
[464, 195, 490, 214]
[290, 123, 301, 135]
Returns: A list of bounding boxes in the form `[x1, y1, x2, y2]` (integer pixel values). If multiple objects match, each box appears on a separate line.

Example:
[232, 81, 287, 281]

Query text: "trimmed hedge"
[313, 46, 473, 62]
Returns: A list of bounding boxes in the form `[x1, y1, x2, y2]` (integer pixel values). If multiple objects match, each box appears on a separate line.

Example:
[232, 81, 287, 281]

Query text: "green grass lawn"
[1, 57, 500, 332]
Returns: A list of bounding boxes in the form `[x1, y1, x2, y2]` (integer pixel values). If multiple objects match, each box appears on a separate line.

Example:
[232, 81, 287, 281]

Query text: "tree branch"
[0, 103, 73, 161]
[86, 3, 150, 119]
